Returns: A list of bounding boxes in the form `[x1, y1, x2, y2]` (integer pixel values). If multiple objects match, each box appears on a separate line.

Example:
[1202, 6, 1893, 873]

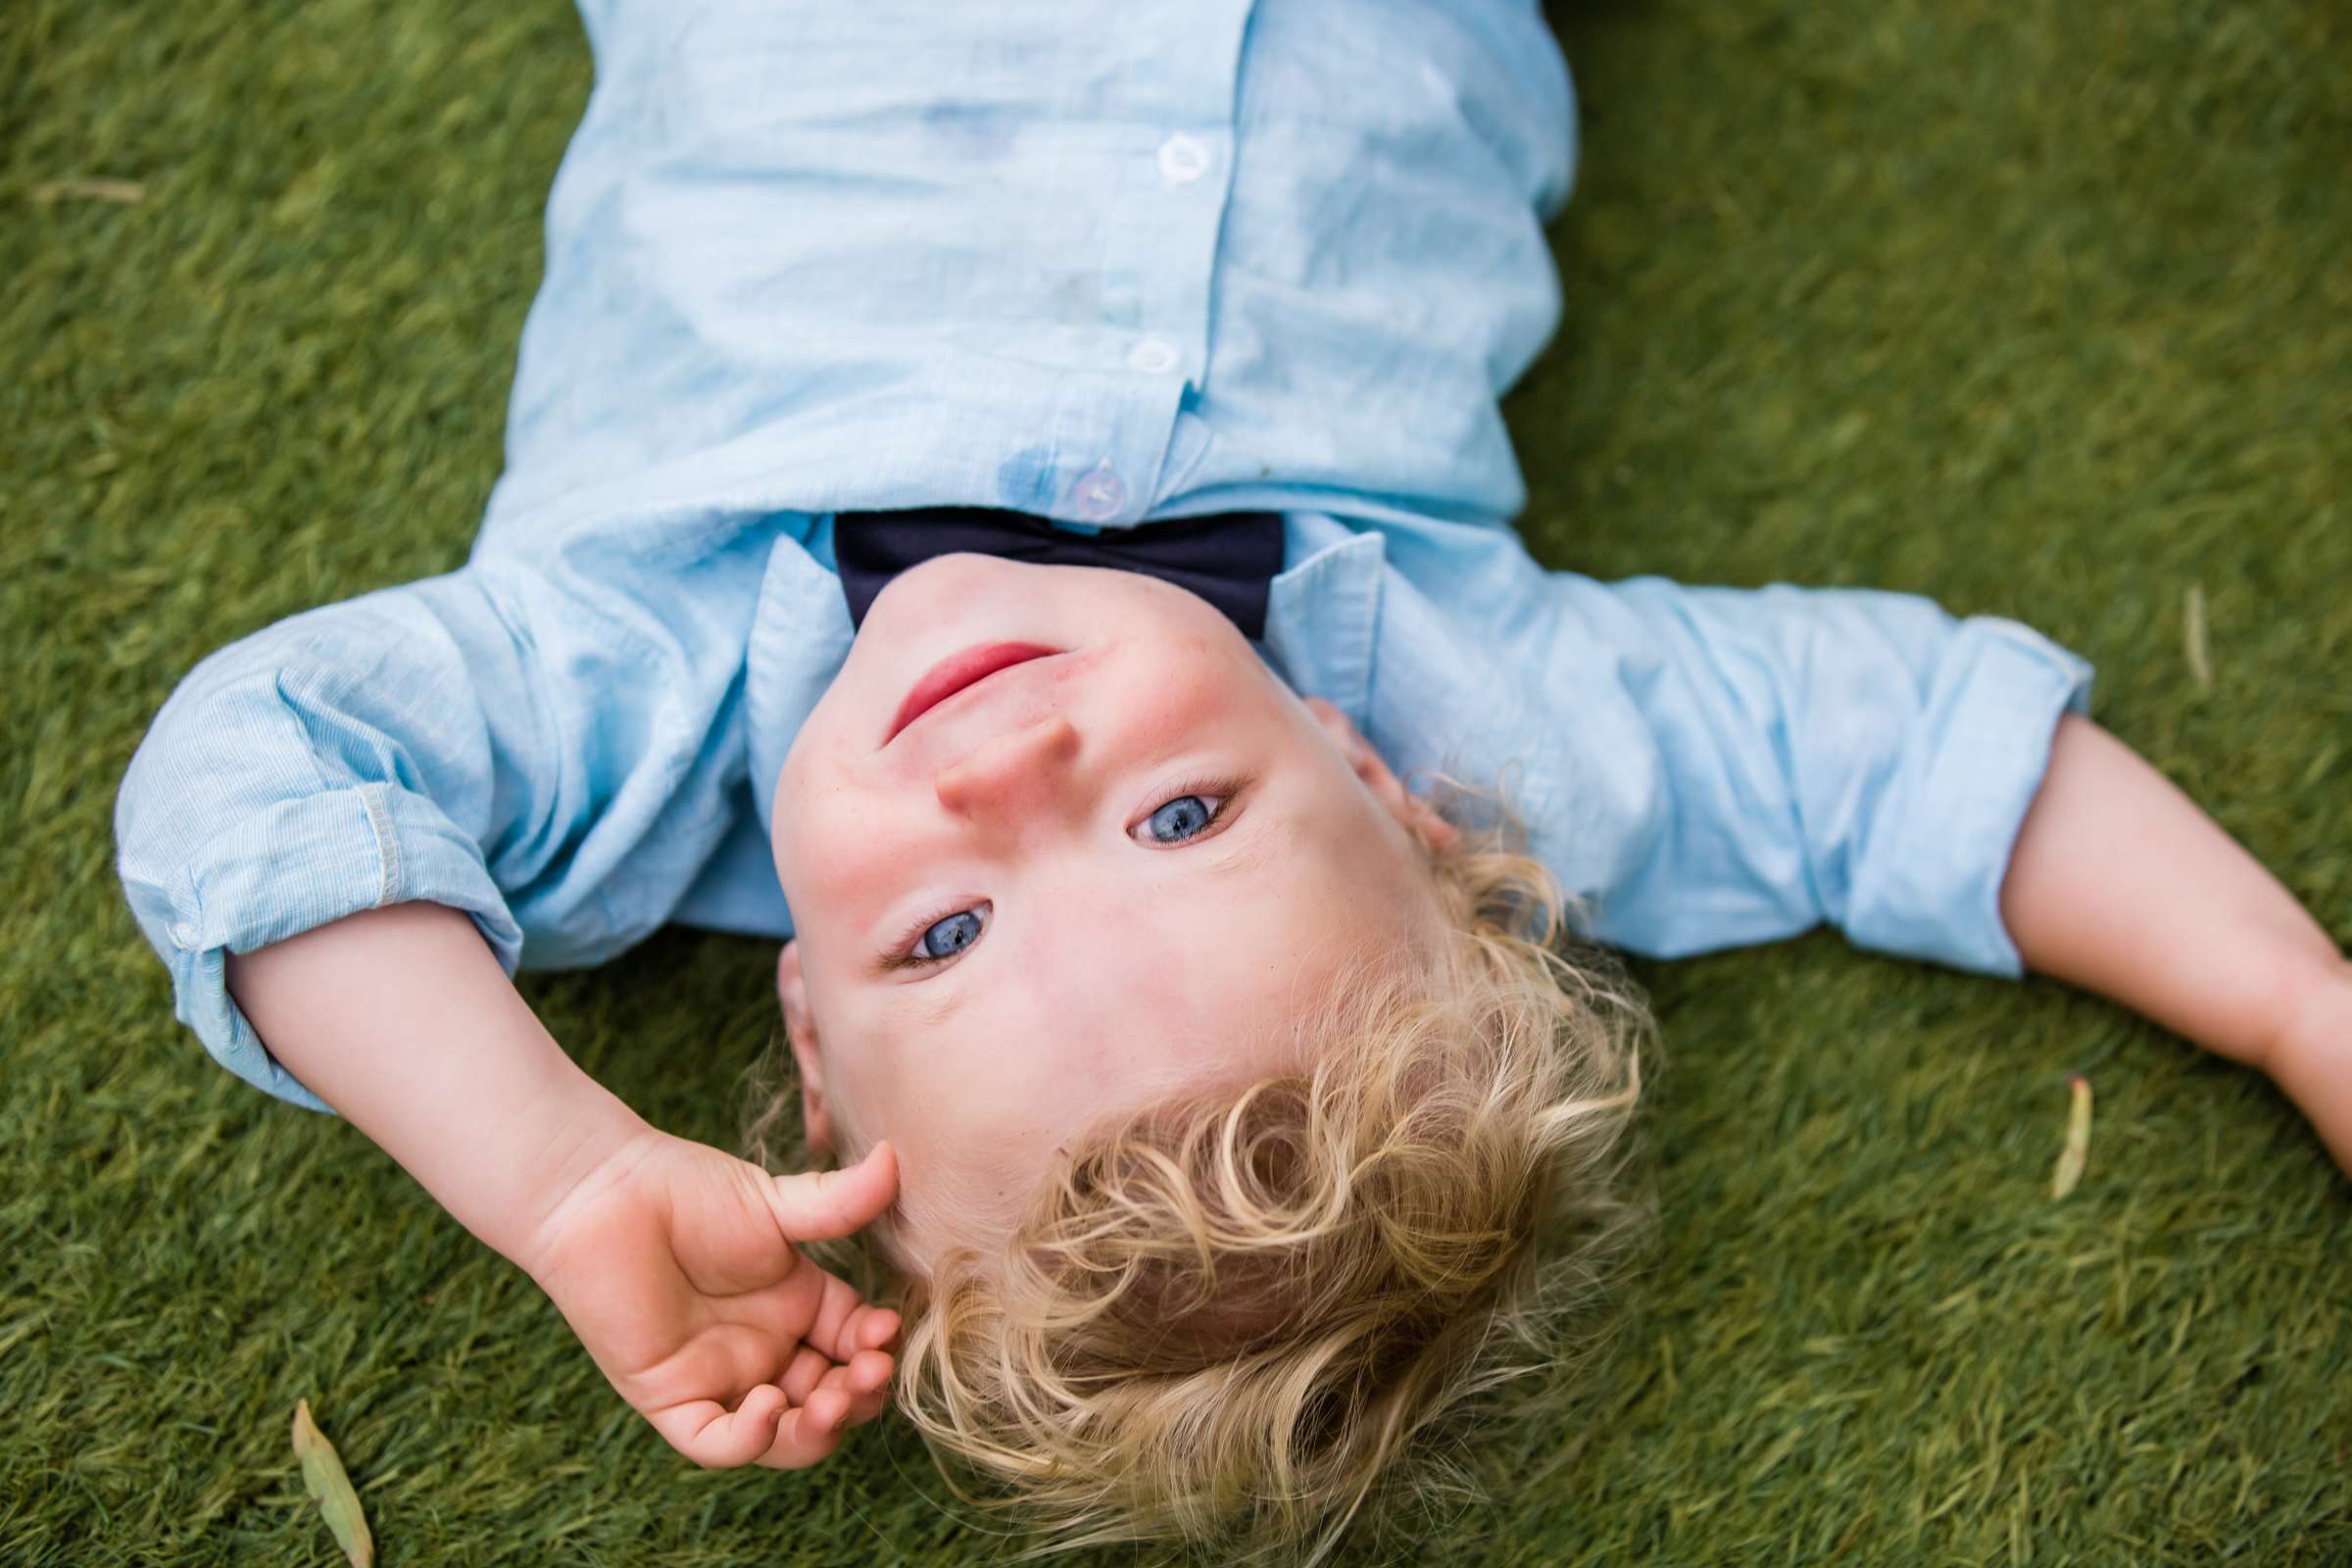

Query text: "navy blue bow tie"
[833, 506, 1286, 638]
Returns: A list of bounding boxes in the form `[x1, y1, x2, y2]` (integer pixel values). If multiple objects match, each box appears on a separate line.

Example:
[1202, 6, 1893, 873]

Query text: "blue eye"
[1141, 795, 1215, 845]
[916, 907, 984, 959]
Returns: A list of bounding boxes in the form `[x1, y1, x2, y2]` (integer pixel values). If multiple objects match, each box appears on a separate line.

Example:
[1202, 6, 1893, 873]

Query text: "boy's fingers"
[810, 1290, 898, 1365]
[811, 1352, 894, 1401]
[764, 1142, 898, 1244]
[843, 1348, 894, 1396]
[757, 1389, 854, 1470]
[813, 1352, 894, 1426]
[806, 1272, 865, 1361]
[857, 1306, 903, 1351]
[656, 1386, 787, 1469]
[778, 1344, 831, 1404]
[850, 1351, 894, 1423]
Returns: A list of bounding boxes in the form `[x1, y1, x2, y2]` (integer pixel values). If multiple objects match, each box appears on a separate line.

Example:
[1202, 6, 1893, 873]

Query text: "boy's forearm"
[225, 902, 650, 1265]
[2000, 716, 2351, 1154]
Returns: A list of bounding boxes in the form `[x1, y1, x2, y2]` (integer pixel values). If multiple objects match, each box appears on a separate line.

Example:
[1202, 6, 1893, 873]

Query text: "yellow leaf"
[2049, 1074, 2093, 1200]
[291, 1398, 375, 1568]
[31, 177, 146, 203]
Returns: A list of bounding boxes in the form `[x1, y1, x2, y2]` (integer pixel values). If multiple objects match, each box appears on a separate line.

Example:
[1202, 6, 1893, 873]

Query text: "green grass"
[4, 0, 2349, 1561]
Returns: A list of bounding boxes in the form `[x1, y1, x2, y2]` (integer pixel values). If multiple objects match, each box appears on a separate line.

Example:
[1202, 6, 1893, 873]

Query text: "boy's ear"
[775, 941, 835, 1158]
[1301, 696, 1460, 856]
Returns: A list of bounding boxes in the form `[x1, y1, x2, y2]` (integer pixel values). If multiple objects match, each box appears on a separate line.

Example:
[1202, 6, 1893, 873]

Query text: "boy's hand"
[518, 1133, 903, 1469]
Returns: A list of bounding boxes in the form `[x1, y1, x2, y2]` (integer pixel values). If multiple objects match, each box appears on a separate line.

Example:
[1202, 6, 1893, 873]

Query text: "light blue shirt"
[115, 0, 2091, 1112]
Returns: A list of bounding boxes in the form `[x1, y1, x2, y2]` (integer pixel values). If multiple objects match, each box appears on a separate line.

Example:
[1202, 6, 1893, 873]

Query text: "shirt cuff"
[135, 782, 522, 1112]
[1842, 616, 2094, 977]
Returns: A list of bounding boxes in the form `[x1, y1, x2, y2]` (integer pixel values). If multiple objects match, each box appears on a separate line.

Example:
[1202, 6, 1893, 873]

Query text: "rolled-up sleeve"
[1535, 576, 2093, 976]
[116, 528, 775, 1109]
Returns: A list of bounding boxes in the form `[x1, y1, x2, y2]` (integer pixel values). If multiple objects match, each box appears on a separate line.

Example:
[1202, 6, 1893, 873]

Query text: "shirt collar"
[746, 523, 1388, 835]
[1260, 529, 1386, 731]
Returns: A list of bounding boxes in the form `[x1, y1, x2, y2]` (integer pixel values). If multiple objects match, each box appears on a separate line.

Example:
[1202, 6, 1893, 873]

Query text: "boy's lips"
[887, 641, 1063, 744]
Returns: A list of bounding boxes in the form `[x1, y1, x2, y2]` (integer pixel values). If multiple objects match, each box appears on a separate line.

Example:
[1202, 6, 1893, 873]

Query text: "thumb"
[765, 1142, 899, 1244]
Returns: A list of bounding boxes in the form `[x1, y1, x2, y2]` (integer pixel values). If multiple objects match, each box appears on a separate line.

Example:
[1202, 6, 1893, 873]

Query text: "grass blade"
[2050, 1074, 2093, 1200]
[2184, 585, 2213, 690]
[291, 1398, 375, 1568]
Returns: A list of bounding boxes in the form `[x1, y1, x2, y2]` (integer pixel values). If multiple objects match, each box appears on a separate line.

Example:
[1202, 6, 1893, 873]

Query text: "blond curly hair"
[747, 827, 1655, 1561]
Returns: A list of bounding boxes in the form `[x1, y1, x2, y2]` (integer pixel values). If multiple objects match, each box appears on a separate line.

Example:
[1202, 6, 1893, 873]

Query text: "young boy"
[116, 0, 2351, 1553]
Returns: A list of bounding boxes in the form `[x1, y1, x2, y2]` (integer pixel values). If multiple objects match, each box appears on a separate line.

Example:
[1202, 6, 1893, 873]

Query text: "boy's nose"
[931, 713, 1084, 825]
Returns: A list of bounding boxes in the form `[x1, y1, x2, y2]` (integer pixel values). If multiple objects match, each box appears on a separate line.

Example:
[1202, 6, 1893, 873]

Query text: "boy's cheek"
[773, 737, 869, 884]
[775, 801, 925, 928]
[774, 812, 855, 908]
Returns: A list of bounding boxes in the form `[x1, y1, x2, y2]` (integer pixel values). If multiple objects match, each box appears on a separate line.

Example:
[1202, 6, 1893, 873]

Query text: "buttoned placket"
[1052, 0, 1253, 528]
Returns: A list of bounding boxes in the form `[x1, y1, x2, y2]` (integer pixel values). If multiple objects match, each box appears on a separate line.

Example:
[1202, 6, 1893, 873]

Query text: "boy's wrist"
[223, 904, 660, 1269]
[475, 1067, 655, 1270]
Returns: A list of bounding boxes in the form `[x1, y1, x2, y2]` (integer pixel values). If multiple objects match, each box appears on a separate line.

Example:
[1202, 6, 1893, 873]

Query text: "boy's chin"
[858, 552, 1057, 641]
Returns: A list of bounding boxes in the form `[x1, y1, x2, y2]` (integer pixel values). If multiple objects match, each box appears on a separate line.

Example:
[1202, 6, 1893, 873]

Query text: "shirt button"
[1127, 337, 1180, 375]
[170, 921, 199, 950]
[1156, 133, 1211, 186]
[1071, 466, 1128, 521]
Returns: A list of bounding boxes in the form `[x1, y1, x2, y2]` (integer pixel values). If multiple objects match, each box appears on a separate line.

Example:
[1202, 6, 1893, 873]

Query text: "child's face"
[769, 554, 1451, 1261]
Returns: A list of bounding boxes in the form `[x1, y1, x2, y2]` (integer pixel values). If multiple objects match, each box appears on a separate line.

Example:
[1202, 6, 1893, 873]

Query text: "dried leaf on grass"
[292, 1398, 375, 1568]
[30, 178, 147, 204]
[2050, 1074, 2093, 1200]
